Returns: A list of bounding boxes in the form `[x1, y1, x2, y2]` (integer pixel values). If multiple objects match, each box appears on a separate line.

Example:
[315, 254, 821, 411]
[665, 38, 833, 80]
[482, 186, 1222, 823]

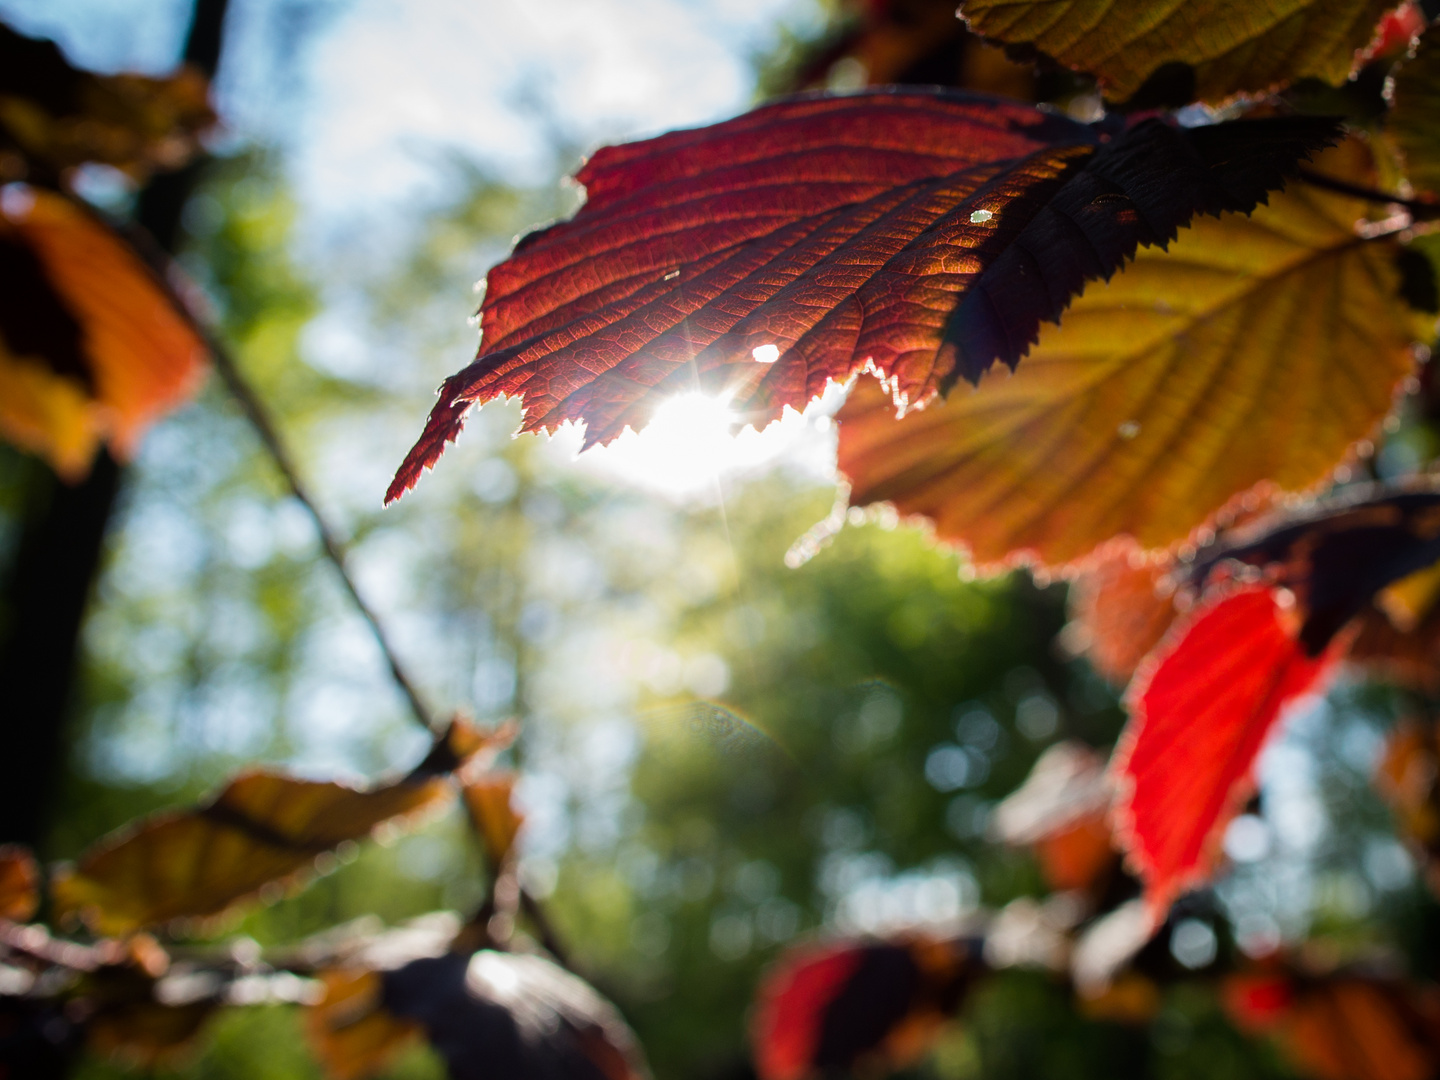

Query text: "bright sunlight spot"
[575, 385, 844, 498]
[752, 343, 780, 364]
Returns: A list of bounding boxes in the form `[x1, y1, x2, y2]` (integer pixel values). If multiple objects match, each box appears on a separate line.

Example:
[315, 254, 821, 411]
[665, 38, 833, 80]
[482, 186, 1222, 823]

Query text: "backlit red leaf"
[1112, 586, 1346, 915]
[388, 89, 1335, 501]
[751, 935, 976, 1080]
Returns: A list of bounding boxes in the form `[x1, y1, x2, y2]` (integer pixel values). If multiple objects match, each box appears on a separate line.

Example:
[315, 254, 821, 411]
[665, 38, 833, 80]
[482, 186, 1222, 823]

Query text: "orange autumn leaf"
[837, 140, 1427, 568]
[990, 741, 1117, 894]
[462, 771, 525, 867]
[0, 185, 207, 479]
[1226, 970, 1440, 1080]
[1034, 817, 1117, 895]
[0, 844, 39, 922]
[1286, 980, 1440, 1080]
[305, 968, 422, 1080]
[51, 720, 507, 935]
[1066, 545, 1180, 686]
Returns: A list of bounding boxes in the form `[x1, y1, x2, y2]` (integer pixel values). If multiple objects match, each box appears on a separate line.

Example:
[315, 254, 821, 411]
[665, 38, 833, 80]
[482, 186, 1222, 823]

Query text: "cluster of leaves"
[17, 0, 1440, 1078]
[0, 25, 209, 480]
[376, 0, 1440, 1077]
[0, 718, 653, 1077]
[387, 0, 1439, 915]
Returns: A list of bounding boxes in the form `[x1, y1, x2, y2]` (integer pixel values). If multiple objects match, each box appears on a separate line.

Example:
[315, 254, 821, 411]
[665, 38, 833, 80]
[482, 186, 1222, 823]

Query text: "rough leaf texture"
[388, 89, 1336, 501]
[1112, 586, 1345, 915]
[961, 0, 1398, 103]
[838, 141, 1426, 567]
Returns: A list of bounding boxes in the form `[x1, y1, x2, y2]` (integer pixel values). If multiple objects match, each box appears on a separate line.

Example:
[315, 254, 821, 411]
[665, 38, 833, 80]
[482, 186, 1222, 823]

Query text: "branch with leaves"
[11, 0, 1440, 1078]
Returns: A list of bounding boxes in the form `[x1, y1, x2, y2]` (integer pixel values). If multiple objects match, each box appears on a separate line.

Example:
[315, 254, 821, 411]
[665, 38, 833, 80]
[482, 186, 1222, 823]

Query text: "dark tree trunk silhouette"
[0, 0, 231, 849]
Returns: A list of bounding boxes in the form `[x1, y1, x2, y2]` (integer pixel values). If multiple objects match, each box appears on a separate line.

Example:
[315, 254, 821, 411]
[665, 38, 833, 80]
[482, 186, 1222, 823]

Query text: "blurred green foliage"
[10, 7, 1440, 1080]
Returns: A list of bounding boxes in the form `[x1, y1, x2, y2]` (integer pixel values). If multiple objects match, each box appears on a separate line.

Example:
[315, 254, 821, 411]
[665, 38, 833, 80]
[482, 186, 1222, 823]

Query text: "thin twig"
[1296, 168, 1440, 219]
[114, 203, 440, 736]
[200, 331, 439, 733]
[518, 887, 571, 969]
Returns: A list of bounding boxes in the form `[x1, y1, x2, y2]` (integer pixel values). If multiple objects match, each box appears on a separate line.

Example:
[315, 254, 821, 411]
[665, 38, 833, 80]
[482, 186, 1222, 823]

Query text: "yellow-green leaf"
[51, 720, 508, 935]
[960, 0, 1396, 103]
[837, 141, 1430, 568]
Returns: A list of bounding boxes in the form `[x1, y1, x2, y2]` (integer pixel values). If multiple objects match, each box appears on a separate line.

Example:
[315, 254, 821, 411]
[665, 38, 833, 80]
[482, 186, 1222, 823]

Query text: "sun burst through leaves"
[581, 388, 837, 497]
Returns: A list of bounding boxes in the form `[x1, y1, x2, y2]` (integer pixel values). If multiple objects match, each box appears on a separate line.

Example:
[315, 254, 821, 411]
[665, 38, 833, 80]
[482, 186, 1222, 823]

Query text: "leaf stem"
[1295, 169, 1440, 220]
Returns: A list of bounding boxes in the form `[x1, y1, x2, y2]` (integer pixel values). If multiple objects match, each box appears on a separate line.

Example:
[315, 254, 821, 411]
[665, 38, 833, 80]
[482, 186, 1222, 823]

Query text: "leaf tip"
[385, 390, 474, 505]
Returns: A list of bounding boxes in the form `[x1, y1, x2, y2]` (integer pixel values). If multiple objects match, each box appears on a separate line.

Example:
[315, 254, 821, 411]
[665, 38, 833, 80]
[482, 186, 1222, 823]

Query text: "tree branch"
[201, 332, 440, 733]
[1296, 168, 1440, 220]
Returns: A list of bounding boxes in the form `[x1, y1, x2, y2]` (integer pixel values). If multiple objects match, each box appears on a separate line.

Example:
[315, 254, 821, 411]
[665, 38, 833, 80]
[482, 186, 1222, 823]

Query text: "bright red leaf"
[388, 89, 1335, 501]
[754, 943, 865, 1080]
[752, 935, 976, 1080]
[1112, 586, 1346, 915]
